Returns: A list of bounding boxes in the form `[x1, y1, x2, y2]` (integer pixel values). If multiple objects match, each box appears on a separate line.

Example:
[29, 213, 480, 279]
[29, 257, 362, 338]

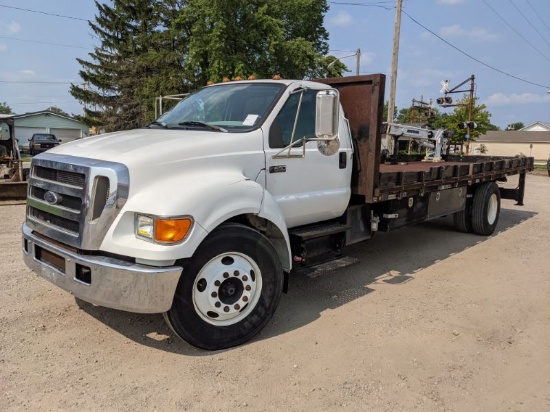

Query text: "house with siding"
[12, 110, 89, 150]
[471, 130, 550, 161]
[519, 121, 550, 132]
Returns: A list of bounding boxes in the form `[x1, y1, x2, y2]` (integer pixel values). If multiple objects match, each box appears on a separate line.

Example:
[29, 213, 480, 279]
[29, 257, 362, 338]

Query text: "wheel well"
[225, 213, 290, 268]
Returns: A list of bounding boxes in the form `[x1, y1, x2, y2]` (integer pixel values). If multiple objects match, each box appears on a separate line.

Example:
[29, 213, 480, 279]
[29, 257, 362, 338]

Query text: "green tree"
[0, 102, 12, 114]
[396, 105, 442, 126]
[71, 0, 340, 131]
[435, 94, 494, 144]
[177, 0, 342, 87]
[506, 122, 524, 131]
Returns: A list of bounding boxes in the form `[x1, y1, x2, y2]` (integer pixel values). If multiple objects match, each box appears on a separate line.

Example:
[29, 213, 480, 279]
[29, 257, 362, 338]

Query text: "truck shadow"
[76, 206, 536, 355]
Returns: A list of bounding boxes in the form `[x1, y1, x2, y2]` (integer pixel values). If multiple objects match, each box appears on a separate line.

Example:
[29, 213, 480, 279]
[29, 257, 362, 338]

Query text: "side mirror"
[315, 89, 339, 139]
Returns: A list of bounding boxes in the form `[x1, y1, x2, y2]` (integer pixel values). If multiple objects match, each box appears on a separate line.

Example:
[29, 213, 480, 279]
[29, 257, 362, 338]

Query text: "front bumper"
[22, 223, 183, 313]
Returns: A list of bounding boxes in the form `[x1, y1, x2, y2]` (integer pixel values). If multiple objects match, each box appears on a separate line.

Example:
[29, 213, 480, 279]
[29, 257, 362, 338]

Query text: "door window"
[269, 89, 317, 148]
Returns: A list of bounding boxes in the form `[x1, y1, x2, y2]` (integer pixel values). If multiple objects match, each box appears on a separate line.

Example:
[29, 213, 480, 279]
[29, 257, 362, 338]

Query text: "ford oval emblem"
[44, 191, 62, 205]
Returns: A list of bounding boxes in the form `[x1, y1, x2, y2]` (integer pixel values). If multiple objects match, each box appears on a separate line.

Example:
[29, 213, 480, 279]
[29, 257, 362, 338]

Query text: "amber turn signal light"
[154, 218, 193, 243]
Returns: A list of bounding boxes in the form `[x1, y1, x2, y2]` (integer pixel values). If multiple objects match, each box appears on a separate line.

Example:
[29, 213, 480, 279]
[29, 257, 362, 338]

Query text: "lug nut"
[245, 285, 251, 291]
[214, 280, 221, 286]
[215, 302, 221, 308]
[242, 296, 249, 302]
[224, 306, 230, 312]
[234, 304, 241, 310]
[242, 275, 248, 281]
[233, 270, 239, 276]
[211, 292, 217, 298]
[223, 272, 229, 278]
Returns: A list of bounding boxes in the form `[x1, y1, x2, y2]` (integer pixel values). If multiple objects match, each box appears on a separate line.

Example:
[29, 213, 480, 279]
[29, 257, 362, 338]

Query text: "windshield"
[33, 134, 56, 141]
[156, 82, 286, 132]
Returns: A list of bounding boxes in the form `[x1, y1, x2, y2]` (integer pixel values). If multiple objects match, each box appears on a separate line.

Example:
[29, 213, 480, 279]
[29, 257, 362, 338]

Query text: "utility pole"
[386, 0, 403, 153]
[356, 48, 361, 76]
[465, 74, 475, 155]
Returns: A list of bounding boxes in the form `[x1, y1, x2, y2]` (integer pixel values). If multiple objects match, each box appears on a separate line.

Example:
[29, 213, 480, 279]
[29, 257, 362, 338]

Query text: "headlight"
[135, 214, 193, 244]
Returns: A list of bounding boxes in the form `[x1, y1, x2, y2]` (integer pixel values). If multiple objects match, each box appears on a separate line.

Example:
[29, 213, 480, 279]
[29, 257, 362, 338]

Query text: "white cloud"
[437, 0, 465, 4]
[21, 70, 35, 76]
[440, 24, 499, 42]
[329, 11, 353, 28]
[0, 21, 21, 35]
[484, 93, 550, 106]
[0, 44, 6, 52]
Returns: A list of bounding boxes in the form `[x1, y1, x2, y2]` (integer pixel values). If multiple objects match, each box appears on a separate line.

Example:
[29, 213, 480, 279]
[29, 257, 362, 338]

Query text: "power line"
[507, 0, 550, 48]
[481, 0, 550, 62]
[13, 101, 72, 105]
[0, 80, 73, 84]
[0, 4, 88, 21]
[328, 1, 394, 10]
[402, 10, 550, 89]
[525, 0, 550, 34]
[0, 35, 88, 50]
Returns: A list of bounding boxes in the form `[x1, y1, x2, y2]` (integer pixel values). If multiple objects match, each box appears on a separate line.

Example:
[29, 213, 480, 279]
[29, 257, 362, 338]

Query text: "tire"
[471, 182, 500, 236]
[453, 198, 473, 233]
[164, 223, 283, 350]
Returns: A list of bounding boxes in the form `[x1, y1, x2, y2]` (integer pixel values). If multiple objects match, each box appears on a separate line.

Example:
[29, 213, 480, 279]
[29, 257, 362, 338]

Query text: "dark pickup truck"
[28, 133, 60, 156]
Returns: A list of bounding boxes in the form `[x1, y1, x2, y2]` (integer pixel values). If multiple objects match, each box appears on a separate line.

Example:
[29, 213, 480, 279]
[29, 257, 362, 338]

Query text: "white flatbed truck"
[22, 75, 533, 349]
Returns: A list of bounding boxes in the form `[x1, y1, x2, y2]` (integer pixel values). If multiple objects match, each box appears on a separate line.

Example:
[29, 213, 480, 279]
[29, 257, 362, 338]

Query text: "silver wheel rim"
[192, 252, 262, 326]
[487, 193, 498, 225]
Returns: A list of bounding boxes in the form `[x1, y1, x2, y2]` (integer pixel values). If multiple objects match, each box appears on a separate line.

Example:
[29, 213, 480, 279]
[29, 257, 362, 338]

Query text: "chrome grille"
[29, 206, 80, 234]
[31, 186, 83, 210]
[26, 154, 129, 250]
[34, 165, 85, 188]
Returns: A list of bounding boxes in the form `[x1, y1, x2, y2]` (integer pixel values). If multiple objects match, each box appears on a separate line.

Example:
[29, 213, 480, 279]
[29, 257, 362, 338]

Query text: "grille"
[30, 206, 80, 234]
[32, 186, 82, 210]
[34, 166, 85, 188]
[28, 161, 89, 246]
[27, 155, 128, 250]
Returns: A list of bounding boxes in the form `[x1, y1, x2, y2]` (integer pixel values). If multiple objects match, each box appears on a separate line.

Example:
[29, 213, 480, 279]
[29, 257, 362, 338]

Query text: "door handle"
[339, 152, 347, 169]
[269, 165, 286, 173]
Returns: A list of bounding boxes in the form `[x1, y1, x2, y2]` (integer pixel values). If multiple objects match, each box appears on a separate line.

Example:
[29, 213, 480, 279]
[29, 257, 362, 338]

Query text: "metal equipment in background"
[384, 122, 452, 163]
[0, 114, 28, 200]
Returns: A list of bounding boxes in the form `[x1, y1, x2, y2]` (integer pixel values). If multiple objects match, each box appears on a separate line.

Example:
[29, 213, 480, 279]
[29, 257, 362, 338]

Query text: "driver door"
[264, 87, 352, 228]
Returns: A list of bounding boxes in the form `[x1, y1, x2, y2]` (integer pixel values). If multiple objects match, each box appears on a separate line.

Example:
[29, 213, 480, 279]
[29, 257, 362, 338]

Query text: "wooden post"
[386, 0, 403, 153]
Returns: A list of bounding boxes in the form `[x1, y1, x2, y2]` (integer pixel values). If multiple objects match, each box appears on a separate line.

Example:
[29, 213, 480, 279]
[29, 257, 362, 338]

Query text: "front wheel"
[164, 223, 283, 350]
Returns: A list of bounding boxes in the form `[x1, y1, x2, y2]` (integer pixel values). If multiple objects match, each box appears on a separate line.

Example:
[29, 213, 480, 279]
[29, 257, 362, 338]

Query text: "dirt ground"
[1, 173, 549, 411]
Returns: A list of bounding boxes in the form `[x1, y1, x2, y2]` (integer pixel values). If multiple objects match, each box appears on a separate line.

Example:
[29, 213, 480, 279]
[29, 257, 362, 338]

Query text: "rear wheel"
[164, 223, 283, 350]
[471, 182, 500, 236]
[453, 198, 473, 233]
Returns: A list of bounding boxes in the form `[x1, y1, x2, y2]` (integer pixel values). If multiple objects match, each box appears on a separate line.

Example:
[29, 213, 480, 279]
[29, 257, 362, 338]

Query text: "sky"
[0, 0, 549, 129]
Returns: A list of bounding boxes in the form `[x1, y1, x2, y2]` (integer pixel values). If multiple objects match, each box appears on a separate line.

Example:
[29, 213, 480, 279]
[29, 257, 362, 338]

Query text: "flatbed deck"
[374, 155, 533, 203]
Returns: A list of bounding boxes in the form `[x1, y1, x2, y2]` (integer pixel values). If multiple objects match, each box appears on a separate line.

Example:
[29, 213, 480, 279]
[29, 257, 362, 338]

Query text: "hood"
[45, 128, 264, 171]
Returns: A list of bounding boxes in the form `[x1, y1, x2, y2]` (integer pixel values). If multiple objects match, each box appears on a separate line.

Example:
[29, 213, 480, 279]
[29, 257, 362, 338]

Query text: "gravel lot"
[1, 173, 549, 411]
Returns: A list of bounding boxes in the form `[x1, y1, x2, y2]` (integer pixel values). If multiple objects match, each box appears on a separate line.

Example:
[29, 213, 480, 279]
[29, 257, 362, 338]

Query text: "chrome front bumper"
[22, 223, 183, 313]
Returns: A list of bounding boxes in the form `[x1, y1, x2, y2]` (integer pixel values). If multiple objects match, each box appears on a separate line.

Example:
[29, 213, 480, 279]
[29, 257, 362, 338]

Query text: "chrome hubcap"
[193, 252, 262, 326]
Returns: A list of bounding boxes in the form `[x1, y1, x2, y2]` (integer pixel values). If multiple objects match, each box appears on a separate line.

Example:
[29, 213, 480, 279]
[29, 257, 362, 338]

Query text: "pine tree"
[70, 0, 185, 131]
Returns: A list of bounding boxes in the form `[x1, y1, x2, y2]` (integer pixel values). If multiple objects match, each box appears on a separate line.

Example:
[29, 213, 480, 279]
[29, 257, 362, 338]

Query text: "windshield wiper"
[178, 121, 228, 133]
[147, 120, 167, 128]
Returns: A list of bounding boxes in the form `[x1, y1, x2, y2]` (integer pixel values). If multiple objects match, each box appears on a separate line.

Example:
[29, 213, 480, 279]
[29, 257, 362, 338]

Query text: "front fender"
[258, 190, 292, 271]
[100, 172, 264, 262]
